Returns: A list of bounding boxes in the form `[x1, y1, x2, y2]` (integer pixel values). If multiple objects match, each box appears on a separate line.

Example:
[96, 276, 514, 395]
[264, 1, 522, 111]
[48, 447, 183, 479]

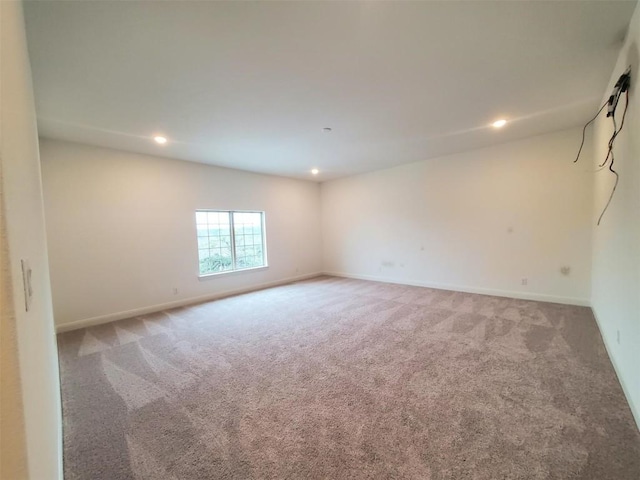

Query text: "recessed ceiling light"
[153, 135, 167, 144]
[492, 119, 507, 129]
[311, 168, 319, 175]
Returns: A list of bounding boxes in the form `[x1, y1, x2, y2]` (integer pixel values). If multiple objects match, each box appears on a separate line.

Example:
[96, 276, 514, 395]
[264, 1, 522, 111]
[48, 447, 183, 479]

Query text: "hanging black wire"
[597, 153, 619, 226]
[597, 91, 629, 225]
[573, 68, 630, 225]
[599, 91, 630, 168]
[573, 100, 608, 164]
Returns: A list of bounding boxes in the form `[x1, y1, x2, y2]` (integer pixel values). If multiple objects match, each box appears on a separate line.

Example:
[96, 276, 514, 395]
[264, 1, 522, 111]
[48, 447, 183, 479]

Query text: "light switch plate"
[21, 259, 33, 312]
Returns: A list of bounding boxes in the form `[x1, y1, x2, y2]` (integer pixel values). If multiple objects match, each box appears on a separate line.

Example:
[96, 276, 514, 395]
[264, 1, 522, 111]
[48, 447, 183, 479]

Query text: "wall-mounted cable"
[573, 67, 631, 225]
[573, 100, 607, 164]
[597, 90, 628, 225]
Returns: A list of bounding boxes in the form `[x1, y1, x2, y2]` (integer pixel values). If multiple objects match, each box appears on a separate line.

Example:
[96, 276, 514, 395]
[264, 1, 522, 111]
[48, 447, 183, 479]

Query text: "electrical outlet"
[521, 278, 528, 286]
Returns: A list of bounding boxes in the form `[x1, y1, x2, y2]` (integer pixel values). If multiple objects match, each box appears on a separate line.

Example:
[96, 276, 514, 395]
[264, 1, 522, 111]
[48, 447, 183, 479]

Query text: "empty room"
[2, 0, 640, 479]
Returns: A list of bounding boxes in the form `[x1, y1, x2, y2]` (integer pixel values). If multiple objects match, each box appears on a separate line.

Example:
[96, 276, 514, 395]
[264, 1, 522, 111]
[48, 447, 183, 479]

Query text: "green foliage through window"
[196, 210, 266, 275]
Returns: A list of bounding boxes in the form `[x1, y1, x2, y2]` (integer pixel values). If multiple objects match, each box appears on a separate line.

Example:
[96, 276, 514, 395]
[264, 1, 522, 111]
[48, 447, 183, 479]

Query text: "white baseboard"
[322, 271, 591, 307]
[55, 272, 323, 333]
[56, 270, 589, 333]
[590, 307, 640, 431]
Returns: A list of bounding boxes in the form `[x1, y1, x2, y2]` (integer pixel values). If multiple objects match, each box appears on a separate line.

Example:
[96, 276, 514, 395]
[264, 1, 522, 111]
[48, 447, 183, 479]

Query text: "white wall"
[40, 139, 322, 329]
[322, 128, 593, 305]
[591, 2, 640, 428]
[0, 1, 62, 478]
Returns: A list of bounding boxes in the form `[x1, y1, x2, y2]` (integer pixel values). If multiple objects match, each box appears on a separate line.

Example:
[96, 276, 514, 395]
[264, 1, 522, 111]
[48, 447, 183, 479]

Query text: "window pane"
[218, 212, 230, 226]
[207, 211, 219, 224]
[196, 210, 233, 274]
[210, 250, 232, 272]
[233, 212, 264, 268]
[196, 212, 208, 225]
[197, 210, 265, 274]
[198, 249, 212, 275]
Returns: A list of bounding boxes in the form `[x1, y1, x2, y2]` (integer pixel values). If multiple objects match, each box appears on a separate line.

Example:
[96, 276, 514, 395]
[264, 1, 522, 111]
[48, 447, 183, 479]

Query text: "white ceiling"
[24, 0, 636, 181]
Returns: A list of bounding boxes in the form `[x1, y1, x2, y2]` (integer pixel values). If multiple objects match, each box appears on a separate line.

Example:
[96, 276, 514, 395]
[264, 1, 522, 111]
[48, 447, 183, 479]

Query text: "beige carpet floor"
[57, 276, 640, 479]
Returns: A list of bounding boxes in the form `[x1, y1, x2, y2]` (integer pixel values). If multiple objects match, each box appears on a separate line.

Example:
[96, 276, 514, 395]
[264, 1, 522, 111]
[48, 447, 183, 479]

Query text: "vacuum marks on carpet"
[57, 276, 640, 479]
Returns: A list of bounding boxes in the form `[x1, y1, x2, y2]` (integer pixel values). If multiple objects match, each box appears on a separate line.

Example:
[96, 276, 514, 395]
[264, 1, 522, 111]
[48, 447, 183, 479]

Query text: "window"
[196, 210, 267, 276]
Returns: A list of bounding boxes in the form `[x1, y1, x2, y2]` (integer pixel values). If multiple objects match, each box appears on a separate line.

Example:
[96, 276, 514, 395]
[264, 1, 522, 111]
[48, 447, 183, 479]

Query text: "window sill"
[198, 265, 269, 281]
